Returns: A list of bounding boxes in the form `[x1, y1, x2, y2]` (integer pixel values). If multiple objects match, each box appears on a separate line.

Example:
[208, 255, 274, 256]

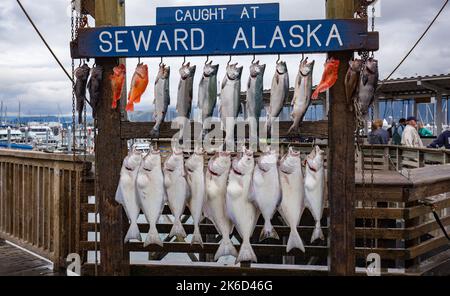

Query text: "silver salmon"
[246, 61, 266, 145]
[150, 64, 170, 138]
[288, 58, 314, 134]
[267, 61, 289, 135]
[176, 63, 196, 143]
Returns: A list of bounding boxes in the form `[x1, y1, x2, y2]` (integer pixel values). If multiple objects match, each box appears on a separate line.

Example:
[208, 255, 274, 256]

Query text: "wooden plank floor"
[0, 239, 61, 276]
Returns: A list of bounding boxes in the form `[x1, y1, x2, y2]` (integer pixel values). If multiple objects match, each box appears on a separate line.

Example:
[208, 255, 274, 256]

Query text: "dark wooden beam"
[326, 0, 356, 276]
[81, 0, 95, 18]
[94, 0, 129, 276]
[120, 120, 329, 140]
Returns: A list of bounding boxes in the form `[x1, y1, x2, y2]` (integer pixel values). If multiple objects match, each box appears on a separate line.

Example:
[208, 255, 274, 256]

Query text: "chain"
[71, 4, 76, 164]
[369, 108, 375, 254]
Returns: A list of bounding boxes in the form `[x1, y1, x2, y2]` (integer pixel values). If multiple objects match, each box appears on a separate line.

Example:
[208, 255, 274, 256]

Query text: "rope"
[377, 0, 449, 92]
[16, 0, 73, 83]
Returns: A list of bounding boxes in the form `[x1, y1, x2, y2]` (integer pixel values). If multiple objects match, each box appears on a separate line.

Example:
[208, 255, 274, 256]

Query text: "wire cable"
[16, 0, 73, 83]
[377, 0, 449, 92]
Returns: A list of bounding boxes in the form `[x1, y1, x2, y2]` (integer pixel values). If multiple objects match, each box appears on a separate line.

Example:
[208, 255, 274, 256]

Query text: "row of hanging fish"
[106, 57, 342, 140]
[115, 145, 325, 264]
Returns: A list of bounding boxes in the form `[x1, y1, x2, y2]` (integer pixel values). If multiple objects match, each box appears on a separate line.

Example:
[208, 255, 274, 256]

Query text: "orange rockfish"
[110, 64, 126, 109]
[126, 63, 149, 112]
[312, 57, 340, 100]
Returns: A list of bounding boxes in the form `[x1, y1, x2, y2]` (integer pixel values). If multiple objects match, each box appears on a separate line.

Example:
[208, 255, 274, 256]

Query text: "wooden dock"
[0, 239, 61, 276]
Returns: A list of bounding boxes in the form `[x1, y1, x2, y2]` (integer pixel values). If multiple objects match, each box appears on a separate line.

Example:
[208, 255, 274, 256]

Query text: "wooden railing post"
[52, 163, 61, 270]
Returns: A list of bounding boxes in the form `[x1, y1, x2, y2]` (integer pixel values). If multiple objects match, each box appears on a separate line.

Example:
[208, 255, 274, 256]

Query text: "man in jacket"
[401, 116, 424, 148]
[428, 128, 450, 149]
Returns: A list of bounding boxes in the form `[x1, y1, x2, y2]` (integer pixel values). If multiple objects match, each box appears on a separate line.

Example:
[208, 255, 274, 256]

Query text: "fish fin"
[275, 74, 279, 85]
[214, 238, 238, 261]
[311, 222, 325, 243]
[260, 220, 280, 242]
[114, 184, 124, 205]
[124, 222, 142, 243]
[191, 225, 204, 248]
[155, 77, 159, 85]
[125, 101, 134, 112]
[247, 77, 251, 90]
[169, 219, 187, 239]
[287, 229, 305, 253]
[236, 241, 257, 263]
[111, 100, 117, 109]
[144, 226, 163, 247]
[221, 77, 227, 90]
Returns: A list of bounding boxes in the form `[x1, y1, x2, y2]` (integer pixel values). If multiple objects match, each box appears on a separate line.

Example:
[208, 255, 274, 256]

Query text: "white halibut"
[252, 149, 281, 241]
[305, 145, 326, 243]
[226, 147, 258, 263]
[185, 147, 205, 247]
[115, 149, 142, 243]
[136, 146, 165, 247]
[164, 148, 189, 239]
[204, 152, 238, 261]
[278, 147, 305, 253]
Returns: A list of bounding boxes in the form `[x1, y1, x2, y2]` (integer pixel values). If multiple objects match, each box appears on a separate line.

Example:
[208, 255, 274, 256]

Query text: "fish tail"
[236, 241, 257, 264]
[311, 221, 325, 243]
[259, 220, 280, 242]
[169, 219, 186, 239]
[311, 89, 320, 100]
[214, 237, 238, 261]
[78, 111, 83, 124]
[191, 225, 204, 248]
[124, 222, 142, 243]
[287, 228, 305, 253]
[125, 101, 134, 112]
[287, 115, 301, 134]
[144, 225, 163, 247]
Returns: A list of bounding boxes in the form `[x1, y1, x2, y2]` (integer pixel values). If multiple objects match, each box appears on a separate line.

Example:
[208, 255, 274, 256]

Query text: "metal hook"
[276, 54, 281, 63]
[79, 59, 83, 67]
[301, 53, 305, 63]
[138, 57, 141, 64]
[205, 55, 210, 65]
[182, 56, 186, 66]
[159, 57, 163, 67]
[251, 54, 256, 64]
[227, 55, 232, 65]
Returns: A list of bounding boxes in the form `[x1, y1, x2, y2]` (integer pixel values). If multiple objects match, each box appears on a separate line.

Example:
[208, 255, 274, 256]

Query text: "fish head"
[142, 147, 161, 170]
[250, 62, 266, 78]
[158, 64, 170, 79]
[164, 148, 184, 172]
[236, 146, 254, 173]
[280, 148, 301, 173]
[75, 64, 91, 80]
[113, 64, 126, 76]
[300, 58, 315, 76]
[179, 63, 196, 79]
[186, 147, 204, 171]
[208, 151, 231, 175]
[314, 145, 325, 166]
[125, 149, 142, 171]
[258, 149, 278, 171]
[203, 63, 219, 77]
[349, 58, 362, 72]
[226, 63, 243, 80]
[276, 61, 288, 75]
[135, 63, 148, 78]
[91, 66, 103, 79]
[365, 58, 378, 74]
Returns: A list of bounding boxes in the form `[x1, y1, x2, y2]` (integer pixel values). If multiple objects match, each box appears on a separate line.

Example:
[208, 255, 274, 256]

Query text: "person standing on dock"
[427, 128, 450, 149]
[368, 119, 389, 144]
[401, 116, 424, 148]
[391, 118, 406, 145]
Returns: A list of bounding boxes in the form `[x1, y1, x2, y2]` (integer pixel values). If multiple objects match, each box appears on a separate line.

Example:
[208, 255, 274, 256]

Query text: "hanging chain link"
[71, 3, 76, 165]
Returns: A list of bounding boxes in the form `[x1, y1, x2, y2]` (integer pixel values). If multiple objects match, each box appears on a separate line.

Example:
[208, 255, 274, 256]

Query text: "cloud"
[0, 0, 449, 115]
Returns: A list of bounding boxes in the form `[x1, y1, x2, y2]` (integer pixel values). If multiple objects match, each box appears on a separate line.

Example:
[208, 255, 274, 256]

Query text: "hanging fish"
[110, 64, 126, 109]
[288, 58, 315, 134]
[304, 145, 326, 243]
[198, 61, 219, 123]
[87, 65, 103, 120]
[219, 63, 243, 149]
[185, 147, 205, 247]
[150, 63, 170, 139]
[246, 61, 266, 144]
[126, 63, 149, 112]
[344, 58, 362, 112]
[312, 57, 340, 100]
[176, 63, 196, 143]
[251, 148, 281, 241]
[115, 149, 142, 243]
[74, 63, 90, 124]
[226, 147, 258, 263]
[357, 58, 379, 116]
[278, 147, 306, 253]
[164, 148, 189, 239]
[136, 146, 165, 247]
[204, 151, 238, 261]
[267, 61, 289, 136]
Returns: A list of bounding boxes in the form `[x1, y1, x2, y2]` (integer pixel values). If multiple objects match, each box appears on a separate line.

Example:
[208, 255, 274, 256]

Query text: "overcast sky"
[0, 0, 449, 116]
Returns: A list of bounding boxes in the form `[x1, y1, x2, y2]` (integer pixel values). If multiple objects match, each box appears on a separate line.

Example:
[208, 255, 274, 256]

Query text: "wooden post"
[94, 0, 129, 276]
[436, 93, 443, 135]
[326, 0, 356, 275]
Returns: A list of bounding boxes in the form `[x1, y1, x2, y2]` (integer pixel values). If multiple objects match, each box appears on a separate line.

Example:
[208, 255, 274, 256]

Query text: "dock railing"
[0, 149, 93, 269]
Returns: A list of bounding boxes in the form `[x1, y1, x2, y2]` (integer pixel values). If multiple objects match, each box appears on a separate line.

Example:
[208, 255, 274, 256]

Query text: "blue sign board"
[71, 19, 378, 58]
[156, 3, 280, 24]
